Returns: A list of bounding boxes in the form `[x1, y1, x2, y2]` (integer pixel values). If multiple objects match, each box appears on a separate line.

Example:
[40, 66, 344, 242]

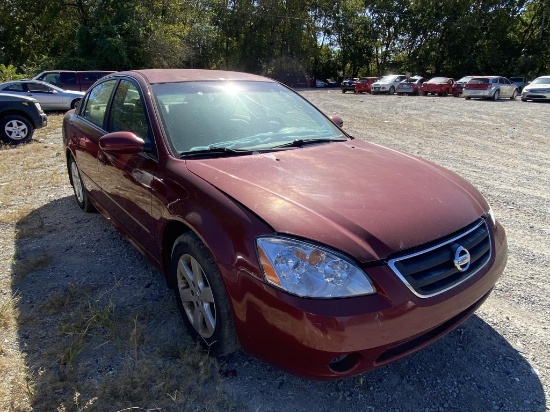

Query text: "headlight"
[256, 237, 376, 298]
[487, 206, 496, 226]
[34, 102, 42, 112]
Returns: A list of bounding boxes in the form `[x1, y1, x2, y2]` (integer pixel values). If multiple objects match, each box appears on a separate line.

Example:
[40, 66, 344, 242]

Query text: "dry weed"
[0, 294, 19, 329]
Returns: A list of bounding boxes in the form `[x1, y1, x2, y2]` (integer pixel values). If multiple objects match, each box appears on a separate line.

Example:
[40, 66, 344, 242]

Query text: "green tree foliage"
[0, 0, 548, 80]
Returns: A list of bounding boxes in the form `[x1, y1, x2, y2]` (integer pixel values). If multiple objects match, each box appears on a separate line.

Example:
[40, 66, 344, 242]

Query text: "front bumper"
[39, 113, 48, 128]
[521, 89, 550, 101]
[372, 85, 392, 93]
[224, 221, 507, 380]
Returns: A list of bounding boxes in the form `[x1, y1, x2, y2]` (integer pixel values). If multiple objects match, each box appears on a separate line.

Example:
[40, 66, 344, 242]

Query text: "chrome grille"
[388, 219, 492, 298]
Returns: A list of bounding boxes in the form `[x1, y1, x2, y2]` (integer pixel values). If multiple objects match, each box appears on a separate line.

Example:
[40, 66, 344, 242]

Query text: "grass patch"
[1, 115, 234, 411]
[0, 294, 19, 329]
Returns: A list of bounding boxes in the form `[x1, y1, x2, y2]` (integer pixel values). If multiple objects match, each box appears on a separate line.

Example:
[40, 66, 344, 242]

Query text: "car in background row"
[509, 76, 529, 92]
[421, 77, 455, 96]
[463, 76, 518, 100]
[62, 68, 507, 380]
[371, 75, 407, 94]
[33, 70, 115, 92]
[453, 76, 474, 97]
[324, 79, 339, 88]
[396, 76, 425, 95]
[0, 93, 47, 144]
[354, 77, 379, 94]
[341, 78, 359, 93]
[0, 80, 85, 111]
[521, 75, 550, 102]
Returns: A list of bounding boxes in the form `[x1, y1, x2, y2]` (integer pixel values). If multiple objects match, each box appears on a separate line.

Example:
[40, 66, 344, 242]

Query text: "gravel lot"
[1, 92, 548, 411]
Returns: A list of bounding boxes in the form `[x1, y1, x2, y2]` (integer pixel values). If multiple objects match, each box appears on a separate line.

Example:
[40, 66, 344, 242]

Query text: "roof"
[125, 69, 272, 84]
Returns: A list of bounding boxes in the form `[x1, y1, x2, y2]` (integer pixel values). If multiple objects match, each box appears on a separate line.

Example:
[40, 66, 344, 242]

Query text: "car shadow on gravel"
[11, 196, 546, 411]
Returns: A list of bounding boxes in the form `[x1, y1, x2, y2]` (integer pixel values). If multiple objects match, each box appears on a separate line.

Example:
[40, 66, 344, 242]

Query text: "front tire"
[510, 89, 517, 100]
[0, 114, 34, 144]
[69, 155, 94, 212]
[171, 233, 239, 357]
[389, 86, 395, 95]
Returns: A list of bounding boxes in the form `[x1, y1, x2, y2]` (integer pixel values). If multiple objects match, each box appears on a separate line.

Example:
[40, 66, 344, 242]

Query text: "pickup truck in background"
[33, 70, 114, 92]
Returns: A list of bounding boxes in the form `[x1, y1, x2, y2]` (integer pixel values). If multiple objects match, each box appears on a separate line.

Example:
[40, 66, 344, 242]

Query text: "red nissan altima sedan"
[62, 69, 507, 380]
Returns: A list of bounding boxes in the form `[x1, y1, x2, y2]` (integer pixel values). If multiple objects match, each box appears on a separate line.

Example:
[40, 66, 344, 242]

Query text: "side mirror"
[329, 115, 344, 128]
[99, 131, 145, 154]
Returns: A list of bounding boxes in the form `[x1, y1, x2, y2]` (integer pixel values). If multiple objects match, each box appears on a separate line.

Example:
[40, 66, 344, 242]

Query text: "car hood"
[523, 82, 550, 92]
[185, 140, 488, 262]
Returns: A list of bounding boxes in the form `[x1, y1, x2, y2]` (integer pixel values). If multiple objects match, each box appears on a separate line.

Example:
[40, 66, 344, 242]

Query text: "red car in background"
[421, 77, 455, 96]
[354, 77, 380, 94]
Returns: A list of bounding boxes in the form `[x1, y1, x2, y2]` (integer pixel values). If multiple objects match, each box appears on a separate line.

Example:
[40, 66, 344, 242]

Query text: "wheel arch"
[0, 110, 36, 128]
[162, 219, 194, 288]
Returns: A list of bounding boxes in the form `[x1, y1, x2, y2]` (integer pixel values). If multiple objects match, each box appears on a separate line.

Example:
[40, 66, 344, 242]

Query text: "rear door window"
[60, 72, 77, 84]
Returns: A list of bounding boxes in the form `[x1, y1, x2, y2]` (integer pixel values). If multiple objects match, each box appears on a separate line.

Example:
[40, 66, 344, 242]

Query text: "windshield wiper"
[269, 137, 347, 150]
[179, 146, 254, 158]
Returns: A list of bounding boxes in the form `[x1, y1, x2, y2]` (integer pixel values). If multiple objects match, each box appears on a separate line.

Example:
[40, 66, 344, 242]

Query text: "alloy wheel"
[70, 161, 84, 203]
[176, 254, 216, 339]
[5, 119, 28, 141]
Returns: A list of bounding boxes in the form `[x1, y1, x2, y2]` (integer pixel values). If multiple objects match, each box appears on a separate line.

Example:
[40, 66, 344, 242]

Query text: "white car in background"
[371, 74, 407, 95]
[521, 75, 550, 102]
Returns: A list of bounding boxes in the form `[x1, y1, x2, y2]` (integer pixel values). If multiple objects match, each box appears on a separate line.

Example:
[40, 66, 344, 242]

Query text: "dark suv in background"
[33, 70, 114, 91]
[0, 93, 47, 144]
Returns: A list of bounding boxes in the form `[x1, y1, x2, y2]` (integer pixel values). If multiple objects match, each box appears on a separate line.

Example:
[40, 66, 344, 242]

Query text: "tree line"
[0, 0, 548, 83]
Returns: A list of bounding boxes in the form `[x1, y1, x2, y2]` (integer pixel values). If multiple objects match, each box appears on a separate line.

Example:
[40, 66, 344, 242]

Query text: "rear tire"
[0, 114, 34, 145]
[171, 233, 239, 357]
[492, 90, 500, 101]
[69, 155, 94, 212]
[70, 99, 81, 109]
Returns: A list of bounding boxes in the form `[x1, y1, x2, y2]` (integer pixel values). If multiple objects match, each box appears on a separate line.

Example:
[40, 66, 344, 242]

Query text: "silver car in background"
[0, 80, 84, 111]
[371, 74, 407, 95]
[521, 76, 550, 102]
[463, 76, 518, 100]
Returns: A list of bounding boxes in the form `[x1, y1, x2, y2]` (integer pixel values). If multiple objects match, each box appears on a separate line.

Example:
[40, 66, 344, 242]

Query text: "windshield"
[152, 81, 346, 154]
[470, 78, 490, 84]
[530, 77, 550, 85]
[457, 76, 473, 83]
[428, 77, 448, 83]
[379, 75, 398, 83]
